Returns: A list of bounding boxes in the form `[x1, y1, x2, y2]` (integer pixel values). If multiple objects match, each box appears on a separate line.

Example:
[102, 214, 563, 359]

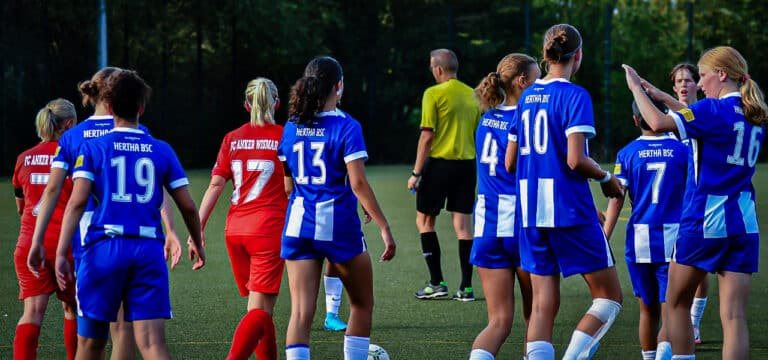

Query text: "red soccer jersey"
[212, 123, 288, 237]
[12, 141, 73, 251]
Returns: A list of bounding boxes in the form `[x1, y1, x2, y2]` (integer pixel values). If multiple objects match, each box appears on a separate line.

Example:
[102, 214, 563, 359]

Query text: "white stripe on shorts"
[474, 195, 486, 238]
[285, 197, 305, 238]
[738, 191, 759, 234]
[497, 194, 516, 237]
[519, 179, 528, 227]
[315, 198, 334, 241]
[663, 223, 679, 262]
[703, 194, 727, 239]
[633, 224, 650, 263]
[536, 178, 554, 228]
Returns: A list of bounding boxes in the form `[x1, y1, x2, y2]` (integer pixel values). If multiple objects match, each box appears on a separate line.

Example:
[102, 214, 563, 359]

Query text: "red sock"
[14, 323, 41, 360]
[255, 314, 276, 360]
[226, 309, 269, 360]
[64, 318, 77, 360]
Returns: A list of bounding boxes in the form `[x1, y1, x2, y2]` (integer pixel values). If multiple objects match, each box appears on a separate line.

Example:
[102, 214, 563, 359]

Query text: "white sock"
[671, 355, 695, 360]
[343, 335, 369, 360]
[642, 350, 657, 360]
[325, 275, 343, 315]
[655, 341, 672, 360]
[563, 330, 593, 360]
[469, 348, 494, 360]
[286, 344, 310, 360]
[526, 341, 555, 360]
[690, 297, 707, 328]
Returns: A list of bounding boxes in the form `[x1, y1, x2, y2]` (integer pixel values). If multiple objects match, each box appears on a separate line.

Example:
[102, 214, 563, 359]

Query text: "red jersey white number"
[212, 123, 288, 237]
[12, 141, 73, 251]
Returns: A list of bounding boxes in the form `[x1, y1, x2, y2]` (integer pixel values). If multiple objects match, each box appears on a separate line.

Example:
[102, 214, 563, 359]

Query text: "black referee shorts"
[416, 158, 476, 216]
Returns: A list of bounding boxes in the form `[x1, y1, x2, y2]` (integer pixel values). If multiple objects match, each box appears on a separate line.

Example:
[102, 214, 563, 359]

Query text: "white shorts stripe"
[663, 223, 679, 261]
[285, 197, 305, 238]
[738, 191, 759, 234]
[497, 194, 516, 237]
[473, 195, 486, 238]
[315, 199, 334, 241]
[535, 178, 554, 227]
[703, 195, 727, 239]
[139, 226, 157, 239]
[519, 180, 529, 227]
[633, 224, 650, 263]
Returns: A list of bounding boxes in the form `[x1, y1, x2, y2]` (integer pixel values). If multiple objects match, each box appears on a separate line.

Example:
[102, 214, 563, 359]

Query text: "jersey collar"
[535, 78, 570, 85]
[637, 134, 675, 141]
[86, 115, 113, 121]
[720, 91, 741, 99]
[496, 104, 517, 111]
[316, 109, 345, 118]
[111, 127, 145, 134]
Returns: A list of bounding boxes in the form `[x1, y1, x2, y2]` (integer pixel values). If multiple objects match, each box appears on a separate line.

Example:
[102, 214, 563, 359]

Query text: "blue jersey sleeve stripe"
[169, 178, 190, 189]
[344, 151, 368, 163]
[73, 170, 94, 181]
[669, 112, 688, 140]
[52, 161, 69, 170]
[508, 133, 518, 142]
[565, 125, 596, 138]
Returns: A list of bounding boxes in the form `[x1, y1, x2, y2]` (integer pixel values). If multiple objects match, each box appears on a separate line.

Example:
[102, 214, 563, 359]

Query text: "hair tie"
[743, 74, 751, 82]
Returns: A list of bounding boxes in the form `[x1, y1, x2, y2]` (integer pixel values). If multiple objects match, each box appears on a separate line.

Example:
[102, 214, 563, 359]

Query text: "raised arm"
[623, 65, 678, 132]
[347, 159, 396, 262]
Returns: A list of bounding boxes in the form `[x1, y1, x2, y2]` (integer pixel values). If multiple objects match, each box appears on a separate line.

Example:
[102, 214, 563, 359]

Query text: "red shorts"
[225, 235, 284, 296]
[14, 246, 75, 303]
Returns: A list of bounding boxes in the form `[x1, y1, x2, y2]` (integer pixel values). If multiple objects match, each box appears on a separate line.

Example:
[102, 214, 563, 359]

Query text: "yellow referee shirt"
[420, 79, 481, 160]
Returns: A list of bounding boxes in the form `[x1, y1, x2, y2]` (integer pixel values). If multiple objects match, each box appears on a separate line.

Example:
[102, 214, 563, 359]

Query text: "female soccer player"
[27, 67, 183, 360]
[623, 45, 767, 360]
[12, 99, 77, 360]
[467, 53, 539, 360]
[54, 69, 205, 360]
[603, 99, 687, 360]
[280, 56, 396, 360]
[195, 77, 287, 360]
[507, 24, 624, 359]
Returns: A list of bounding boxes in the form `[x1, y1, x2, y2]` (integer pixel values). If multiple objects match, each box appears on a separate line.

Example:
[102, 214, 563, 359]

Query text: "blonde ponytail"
[245, 78, 278, 126]
[740, 78, 768, 125]
[35, 98, 76, 141]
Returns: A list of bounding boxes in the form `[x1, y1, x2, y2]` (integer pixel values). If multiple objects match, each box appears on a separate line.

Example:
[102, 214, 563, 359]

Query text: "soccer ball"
[367, 344, 390, 360]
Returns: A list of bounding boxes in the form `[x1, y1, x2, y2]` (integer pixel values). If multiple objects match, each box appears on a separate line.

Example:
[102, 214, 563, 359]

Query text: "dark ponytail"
[289, 56, 343, 125]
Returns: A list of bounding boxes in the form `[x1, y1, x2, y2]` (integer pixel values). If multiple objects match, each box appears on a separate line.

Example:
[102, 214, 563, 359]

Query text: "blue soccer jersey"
[72, 127, 188, 246]
[614, 135, 688, 263]
[511, 78, 599, 228]
[474, 105, 518, 238]
[278, 109, 367, 244]
[670, 92, 764, 239]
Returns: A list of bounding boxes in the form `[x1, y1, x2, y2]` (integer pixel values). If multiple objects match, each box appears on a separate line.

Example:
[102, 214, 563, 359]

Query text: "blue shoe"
[324, 313, 347, 331]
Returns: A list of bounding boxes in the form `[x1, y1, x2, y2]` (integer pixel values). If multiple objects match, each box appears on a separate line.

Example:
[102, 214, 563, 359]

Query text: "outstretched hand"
[622, 64, 643, 92]
[188, 240, 206, 270]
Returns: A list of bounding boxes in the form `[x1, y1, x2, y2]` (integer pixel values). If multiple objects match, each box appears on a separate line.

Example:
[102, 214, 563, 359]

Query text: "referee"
[408, 48, 481, 301]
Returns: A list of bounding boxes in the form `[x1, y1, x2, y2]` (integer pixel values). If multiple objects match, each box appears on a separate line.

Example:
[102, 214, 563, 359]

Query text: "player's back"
[75, 127, 187, 246]
[13, 141, 73, 250]
[279, 109, 367, 240]
[53, 115, 114, 173]
[515, 78, 598, 228]
[214, 122, 287, 235]
[615, 135, 687, 262]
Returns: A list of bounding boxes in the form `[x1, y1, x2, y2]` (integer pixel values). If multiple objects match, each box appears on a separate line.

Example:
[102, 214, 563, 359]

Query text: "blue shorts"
[470, 236, 519, 269]
[626, 261, 669, 305]
[281, 234, 367, 264]
[674, 232, 759, 273]
[520, 223, 615, 277]
[76, 238, 171, 322]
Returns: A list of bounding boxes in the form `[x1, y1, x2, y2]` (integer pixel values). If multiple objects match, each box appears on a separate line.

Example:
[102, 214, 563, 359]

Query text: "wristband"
[598, 171, 612, 184]
[411, 171, 421, 177]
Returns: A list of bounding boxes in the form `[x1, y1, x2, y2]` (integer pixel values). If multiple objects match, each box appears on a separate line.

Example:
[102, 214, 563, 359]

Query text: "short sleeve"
[161, 143, 189, 190]
[211, 135, 232, 179]
[564, 88, 596, 139]
[420, 89, 438, 130]
[669, 99, 719, 141]
[343, 120, 368, 163]
[73, 142, 96, 181]
[12, 153, 23, 189]
[51, 134, 71, 170]
[613, 149, 629, 187]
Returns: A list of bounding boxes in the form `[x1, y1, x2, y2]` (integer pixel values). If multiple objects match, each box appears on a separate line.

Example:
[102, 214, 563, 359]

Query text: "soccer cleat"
[414, 281, 448, 299]
[694, 327, 702, 344]
[452, 287, 475, 302]
[324, 313, 347, 332]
